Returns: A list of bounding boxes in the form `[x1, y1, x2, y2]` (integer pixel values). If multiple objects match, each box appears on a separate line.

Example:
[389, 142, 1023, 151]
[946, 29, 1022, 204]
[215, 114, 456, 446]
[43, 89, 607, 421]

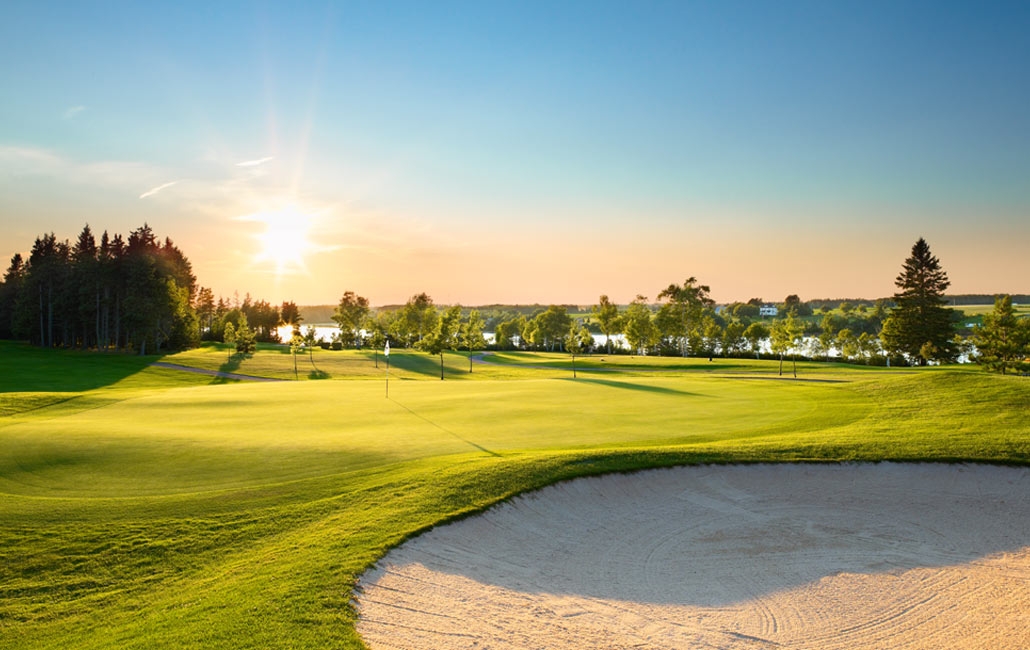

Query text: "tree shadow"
[0, 341, 166, 392]
[308, 369, 331, 380]
[218, 353, 244, 375]
[563, 377, 699, 396]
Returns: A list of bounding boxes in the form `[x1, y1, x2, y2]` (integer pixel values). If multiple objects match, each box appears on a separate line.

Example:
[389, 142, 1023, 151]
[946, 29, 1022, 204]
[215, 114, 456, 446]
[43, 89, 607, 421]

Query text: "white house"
[759, 305, 778, 317]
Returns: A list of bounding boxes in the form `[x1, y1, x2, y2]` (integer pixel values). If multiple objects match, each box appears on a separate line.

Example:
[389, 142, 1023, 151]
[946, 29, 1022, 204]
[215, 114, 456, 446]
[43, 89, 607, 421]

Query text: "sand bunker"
[356, 463, 1030, 649]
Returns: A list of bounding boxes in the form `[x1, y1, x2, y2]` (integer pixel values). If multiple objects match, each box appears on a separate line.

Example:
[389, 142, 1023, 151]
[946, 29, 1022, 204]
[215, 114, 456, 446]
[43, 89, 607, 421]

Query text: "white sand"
[356, 463, 1030, 649]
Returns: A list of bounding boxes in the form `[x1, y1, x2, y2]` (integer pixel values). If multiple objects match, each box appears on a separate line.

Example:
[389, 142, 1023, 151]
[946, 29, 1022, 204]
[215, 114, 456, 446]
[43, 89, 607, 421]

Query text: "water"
[273, 327, 973, 363]
[275, 325, 628, 350]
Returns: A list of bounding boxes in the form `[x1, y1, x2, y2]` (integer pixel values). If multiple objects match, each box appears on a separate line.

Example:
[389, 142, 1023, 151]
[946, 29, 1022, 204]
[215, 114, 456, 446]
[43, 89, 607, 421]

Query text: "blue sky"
[1, 1, 1027, 305]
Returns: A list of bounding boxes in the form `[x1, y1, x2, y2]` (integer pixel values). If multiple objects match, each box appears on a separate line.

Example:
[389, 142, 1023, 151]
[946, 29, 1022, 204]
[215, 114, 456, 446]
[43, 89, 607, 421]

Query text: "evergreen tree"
[880, 238, 956, 365]
[972, 295, 1030, 374]
[0, 254, 25, 339]
[235, 313, 258, 355]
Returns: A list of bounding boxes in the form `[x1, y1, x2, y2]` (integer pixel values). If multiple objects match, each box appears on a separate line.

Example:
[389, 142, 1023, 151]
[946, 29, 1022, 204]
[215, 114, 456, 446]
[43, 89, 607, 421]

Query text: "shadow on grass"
[308, 369, 331, 380]
[0, 341, 167, 392]
[563, 377, 700, 396]
[217, 354, 244, 375]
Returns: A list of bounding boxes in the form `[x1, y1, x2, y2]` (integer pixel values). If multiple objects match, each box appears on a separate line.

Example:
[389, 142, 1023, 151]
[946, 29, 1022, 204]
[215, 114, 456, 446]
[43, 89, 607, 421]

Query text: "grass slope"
[1, 341, 1028, 648]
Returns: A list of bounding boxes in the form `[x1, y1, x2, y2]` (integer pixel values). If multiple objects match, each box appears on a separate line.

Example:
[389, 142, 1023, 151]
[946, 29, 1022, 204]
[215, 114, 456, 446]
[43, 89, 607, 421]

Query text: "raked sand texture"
[356, 464, 1030, 649]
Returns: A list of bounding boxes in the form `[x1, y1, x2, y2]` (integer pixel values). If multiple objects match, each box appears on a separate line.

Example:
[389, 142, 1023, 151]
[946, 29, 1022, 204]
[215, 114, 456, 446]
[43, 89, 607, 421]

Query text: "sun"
[245, 205, 318, 275]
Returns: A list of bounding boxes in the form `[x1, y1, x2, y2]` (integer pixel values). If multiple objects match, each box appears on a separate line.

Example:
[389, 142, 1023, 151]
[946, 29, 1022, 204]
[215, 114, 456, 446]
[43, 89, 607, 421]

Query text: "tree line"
[2, 230, 1026, 373]
[0, 224, 197, 353]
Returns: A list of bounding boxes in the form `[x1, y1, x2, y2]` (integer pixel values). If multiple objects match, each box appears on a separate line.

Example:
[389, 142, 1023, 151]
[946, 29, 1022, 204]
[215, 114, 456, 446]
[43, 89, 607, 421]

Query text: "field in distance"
[1, 341, 1028, 649]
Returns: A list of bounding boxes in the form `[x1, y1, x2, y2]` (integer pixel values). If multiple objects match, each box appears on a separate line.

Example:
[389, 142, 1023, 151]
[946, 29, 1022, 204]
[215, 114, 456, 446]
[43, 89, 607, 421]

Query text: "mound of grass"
[1, 345, 1028, 648]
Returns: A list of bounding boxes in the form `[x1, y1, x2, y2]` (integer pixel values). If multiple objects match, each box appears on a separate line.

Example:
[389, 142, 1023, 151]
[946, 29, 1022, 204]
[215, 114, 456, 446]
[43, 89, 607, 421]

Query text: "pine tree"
[972, 295, 1030, 374]
[880, 238, 956, 365]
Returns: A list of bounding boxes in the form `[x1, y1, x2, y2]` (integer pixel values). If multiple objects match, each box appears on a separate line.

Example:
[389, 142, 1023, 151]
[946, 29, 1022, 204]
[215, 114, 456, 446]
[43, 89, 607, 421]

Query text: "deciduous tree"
[623, 295, 657, 355]
[592, 295, 622, 353]
[332, 291, 370, 348]
[462, 309, 486, 372]
[657, 277, 714, 356]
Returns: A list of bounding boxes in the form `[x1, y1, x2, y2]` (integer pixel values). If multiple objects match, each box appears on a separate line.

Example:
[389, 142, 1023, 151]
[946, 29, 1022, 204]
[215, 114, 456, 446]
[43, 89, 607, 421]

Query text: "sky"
[1, 1, 1028, 306]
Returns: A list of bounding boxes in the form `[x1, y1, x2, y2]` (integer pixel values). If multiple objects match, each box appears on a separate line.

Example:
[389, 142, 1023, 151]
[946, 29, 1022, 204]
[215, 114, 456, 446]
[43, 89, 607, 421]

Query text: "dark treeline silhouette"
[0, 223, 198, 354]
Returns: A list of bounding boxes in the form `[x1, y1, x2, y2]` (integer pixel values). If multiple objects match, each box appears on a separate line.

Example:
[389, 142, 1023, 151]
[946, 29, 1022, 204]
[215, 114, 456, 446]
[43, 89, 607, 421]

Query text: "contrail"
[236, 156, 274, 167]
[139, 180, 178, 199]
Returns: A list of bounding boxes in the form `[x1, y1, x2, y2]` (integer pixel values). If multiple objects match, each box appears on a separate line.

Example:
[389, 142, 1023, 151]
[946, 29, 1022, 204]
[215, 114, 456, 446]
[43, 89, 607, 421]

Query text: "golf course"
[2, 341, 1028, 649]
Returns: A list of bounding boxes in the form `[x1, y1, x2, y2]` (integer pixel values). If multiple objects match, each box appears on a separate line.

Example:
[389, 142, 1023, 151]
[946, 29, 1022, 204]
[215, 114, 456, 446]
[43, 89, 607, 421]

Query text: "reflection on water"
[273, 326, 972, 363]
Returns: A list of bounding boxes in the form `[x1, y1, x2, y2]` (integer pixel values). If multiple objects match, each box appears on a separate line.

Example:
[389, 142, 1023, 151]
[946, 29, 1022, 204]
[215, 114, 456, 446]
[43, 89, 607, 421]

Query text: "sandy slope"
[356, 464, 1030, 649]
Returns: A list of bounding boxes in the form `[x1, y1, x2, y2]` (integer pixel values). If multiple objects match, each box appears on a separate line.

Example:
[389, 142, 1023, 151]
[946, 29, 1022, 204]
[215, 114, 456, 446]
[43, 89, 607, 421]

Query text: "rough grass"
[1, 340, 1028, 648]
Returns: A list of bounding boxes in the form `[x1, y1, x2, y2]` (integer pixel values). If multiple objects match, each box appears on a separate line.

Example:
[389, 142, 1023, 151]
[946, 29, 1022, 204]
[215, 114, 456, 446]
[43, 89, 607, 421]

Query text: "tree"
[972, 295, 1030, 374]
[657, 277, 714, 356]
[592, 295, 623, 353]
[494, 315, 525, 350]
[0, 254, 25, 339]
[223, 321, 237, 360]
[365, 311, 389, 368]
[564, 322, 592, 378]
[783, 294, 812, 317]
[332, 291, 370, 348]
[527, 305, 572, 351]
[396, 293, 437, 347]
[235, 313, 257, 355]
[820, 312, 846, 361]
[196, 287, 217, 338]
[301, 325, 319, 368]
[722, 321, 747, 356]
[280, 301, 302, 332]
[461, 309, 486, 372]
[700, 314, 723, 359]
[837, 328, 857, 362]
[289, 331, 304, 378]
[243, 299, 280, 342]
[880, 238, 956, 365]
[743, 322, 769, 359]
[420, 305, 461, 379]
[623, 295, 657, 355]
[770, 309, 804, 376]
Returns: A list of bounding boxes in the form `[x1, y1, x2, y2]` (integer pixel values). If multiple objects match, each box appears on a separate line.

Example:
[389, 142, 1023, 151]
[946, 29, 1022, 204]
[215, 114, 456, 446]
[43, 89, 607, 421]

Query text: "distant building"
[759, 305, 778, 317]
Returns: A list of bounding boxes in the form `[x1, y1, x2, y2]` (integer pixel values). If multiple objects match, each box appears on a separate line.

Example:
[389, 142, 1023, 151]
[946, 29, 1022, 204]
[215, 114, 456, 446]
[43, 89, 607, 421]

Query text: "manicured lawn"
[1, 340, 1027, 648]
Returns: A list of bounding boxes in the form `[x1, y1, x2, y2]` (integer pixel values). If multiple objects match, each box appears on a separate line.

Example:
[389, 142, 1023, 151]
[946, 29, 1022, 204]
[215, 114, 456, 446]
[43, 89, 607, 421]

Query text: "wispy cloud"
[63, 105, 86, 120]
[236, 156, 274, 167]
[139, 180, 179, 199]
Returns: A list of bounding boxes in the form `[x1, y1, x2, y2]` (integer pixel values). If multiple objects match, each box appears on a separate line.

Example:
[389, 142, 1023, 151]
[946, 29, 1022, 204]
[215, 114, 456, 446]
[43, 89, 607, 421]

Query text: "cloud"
[62, 105, 86, 120]
[139, 181, 179, 199]
[236, 156, 274, 167]
[0, 145, 65, 167]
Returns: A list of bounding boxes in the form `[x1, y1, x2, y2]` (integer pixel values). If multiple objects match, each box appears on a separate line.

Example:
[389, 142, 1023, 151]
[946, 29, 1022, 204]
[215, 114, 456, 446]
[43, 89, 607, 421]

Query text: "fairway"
[1, 342, 1029, 649]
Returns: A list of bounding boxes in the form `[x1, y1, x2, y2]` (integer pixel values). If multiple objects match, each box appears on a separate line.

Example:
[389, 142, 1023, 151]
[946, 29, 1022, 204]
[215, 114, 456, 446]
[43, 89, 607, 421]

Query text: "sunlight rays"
[239, 204, 321, 276]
